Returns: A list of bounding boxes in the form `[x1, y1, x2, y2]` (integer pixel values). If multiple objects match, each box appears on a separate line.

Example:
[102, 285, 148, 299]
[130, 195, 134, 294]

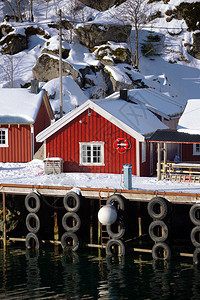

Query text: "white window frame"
[0, 128, 8, 147]
[141, 142, 146, 163]
[193, 144, 200, 156]
[79, 142, 105, 166]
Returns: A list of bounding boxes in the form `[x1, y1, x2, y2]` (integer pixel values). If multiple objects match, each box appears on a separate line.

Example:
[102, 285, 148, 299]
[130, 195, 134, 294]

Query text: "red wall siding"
[182, 144, 200, 161]
[0, 125, 31, 162]
[46, 110, 138, 174]
[34, 98, 52, 153]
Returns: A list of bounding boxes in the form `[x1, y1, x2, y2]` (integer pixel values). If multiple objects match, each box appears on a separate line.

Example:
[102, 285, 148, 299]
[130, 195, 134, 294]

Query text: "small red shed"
[177, 99, 200, 161]
[37, 97, 168, 176]
[0, 87, 54, 162]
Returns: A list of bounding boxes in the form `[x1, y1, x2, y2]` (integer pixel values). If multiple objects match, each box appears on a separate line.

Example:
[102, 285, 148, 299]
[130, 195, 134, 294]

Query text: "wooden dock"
[1, 183, 200, 262]
[0, 182, 199, 204]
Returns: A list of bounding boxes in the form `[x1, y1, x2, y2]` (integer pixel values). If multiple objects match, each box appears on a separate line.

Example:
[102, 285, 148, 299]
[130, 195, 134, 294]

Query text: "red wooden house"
[37, 95, 169, 176]
[0, 86, 54, 162]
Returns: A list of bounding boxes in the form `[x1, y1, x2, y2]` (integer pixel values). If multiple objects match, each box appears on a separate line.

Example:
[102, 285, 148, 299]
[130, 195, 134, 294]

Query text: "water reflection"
[25, 249, 41, 299]
[98, 257, 126, 299]
[1, 247, 200, 299]
[61, 251, 81, 298]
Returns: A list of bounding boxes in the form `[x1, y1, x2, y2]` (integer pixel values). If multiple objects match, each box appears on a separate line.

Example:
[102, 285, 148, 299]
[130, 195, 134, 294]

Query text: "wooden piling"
[2, 192, 6, 250]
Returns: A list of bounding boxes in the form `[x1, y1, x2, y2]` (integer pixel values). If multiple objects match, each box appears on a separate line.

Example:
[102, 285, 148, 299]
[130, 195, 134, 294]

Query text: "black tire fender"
[149, 220, 169, 242]
[152, 242, 171, 261]
[191, 226, 200, 247]
[106, 239, 125, 256]
[106, 219, 125, 239]
[147, 197, 169, 220]
[62, 212, 81, 232]
[189, 204, 200, 226]
[25, 232, 40, 249]
[26, 213, 40, 233]
[106, 194, 125, 211]
[61, 232, 79, 251]
[25, 192, 41, 213]
[193, 248, 200, 264]
[63, 192, 81, 212]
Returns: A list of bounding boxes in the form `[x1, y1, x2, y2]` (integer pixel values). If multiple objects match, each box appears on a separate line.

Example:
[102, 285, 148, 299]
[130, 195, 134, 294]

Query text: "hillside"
[0, 0, 199, 116]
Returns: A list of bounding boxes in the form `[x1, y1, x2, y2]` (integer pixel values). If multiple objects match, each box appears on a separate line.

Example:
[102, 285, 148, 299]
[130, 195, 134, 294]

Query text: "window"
[80, 142, 104, 165]
[193, 144, 200, 155]
[0, 129, 8, 147]
[142, 142, 146, 163]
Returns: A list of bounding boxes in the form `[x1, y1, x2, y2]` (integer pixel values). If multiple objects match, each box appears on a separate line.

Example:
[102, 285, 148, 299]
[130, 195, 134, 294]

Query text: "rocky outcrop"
[93, 43, 131, 65]
[32, 53, 82, 84]
[25, 26, 51, 39]
[0, 24, 14, 36]
[0, 33, 27, 54]
[103, 66, 134, 93]
[190, 32, 200, 59]
[172, 2, 200, 31]
[78, 0, 125, 11]
[75, 23, 131, 48]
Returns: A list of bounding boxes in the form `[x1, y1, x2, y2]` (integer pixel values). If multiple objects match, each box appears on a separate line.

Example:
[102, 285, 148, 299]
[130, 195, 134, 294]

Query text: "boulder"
[0, 24, 14, 36]
[93, 43, 131, 65]
[75, 23, 132, 48]
[25, 26, 51, 39]
[103, 66, 134, 93]
[78, 0, 125, 11]
[191, 32, 200, 59]
[42, 47, 70, 59]
[173, 2, 200, 31]
[0, 33, 27, 54]
[32, 53, 82, 84]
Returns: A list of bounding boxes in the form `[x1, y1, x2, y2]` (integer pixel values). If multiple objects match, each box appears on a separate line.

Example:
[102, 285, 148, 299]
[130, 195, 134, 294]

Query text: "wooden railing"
[159, 162, 200, 183]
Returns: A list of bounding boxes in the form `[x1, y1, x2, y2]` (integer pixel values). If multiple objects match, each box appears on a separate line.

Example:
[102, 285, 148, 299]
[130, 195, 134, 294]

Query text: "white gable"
[37, 98, 168, 143]
[0, 88, 45, 123]
[177, 99, 200, 134]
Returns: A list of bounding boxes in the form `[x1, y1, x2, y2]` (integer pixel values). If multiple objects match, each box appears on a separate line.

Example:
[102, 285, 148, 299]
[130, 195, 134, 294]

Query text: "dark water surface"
[1, 246, 200, 300]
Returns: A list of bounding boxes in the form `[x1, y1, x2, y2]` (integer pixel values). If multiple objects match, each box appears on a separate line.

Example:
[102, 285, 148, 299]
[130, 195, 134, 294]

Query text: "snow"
[1, 159, 200, 194]
[177, 99, 200, 134]
[0, 88, 45, 123]
[0, 0, 199, 106]
[106, 88, 183, 117]
[42, 77, 88, 116]
[94, 99, 168, 135]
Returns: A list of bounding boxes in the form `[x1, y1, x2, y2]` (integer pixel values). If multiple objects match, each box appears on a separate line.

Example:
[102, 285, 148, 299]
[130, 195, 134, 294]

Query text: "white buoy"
[98, 204, 117, 225]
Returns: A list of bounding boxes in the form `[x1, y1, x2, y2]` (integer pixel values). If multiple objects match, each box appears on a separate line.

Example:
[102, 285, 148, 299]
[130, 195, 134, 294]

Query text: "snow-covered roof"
[0, 88, 45, 124]
[106, 89, 184, 118]
[37, 98, 168, 143]
[177, 99, 200, 134]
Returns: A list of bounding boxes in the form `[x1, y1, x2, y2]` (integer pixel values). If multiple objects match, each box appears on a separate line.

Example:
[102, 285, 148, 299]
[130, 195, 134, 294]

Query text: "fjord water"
[0, 246, 200, 300]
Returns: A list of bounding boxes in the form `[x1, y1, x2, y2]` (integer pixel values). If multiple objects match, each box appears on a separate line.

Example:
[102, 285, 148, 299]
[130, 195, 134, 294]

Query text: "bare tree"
[112, 0, 148, 69]
[63, 0, 81, 44]
[3, 0, 23, 22]
[29, 0, 34, 21]
[0, 55, 23, 88]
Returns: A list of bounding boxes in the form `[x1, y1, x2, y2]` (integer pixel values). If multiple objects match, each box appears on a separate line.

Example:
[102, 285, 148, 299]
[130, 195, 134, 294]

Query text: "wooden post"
[157, 142, 161, 180]
[54, 211, 59, 241]
[163, 142, 167, 175]
[90, 199, 93, 244]
[59, 9, 63, 118]
[2, 193, 6, 250]
[138, 217, 142, 237]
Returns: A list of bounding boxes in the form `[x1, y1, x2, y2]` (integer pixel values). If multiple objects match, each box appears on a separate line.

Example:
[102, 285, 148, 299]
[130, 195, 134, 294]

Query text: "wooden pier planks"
[0, 183, 200, 204]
